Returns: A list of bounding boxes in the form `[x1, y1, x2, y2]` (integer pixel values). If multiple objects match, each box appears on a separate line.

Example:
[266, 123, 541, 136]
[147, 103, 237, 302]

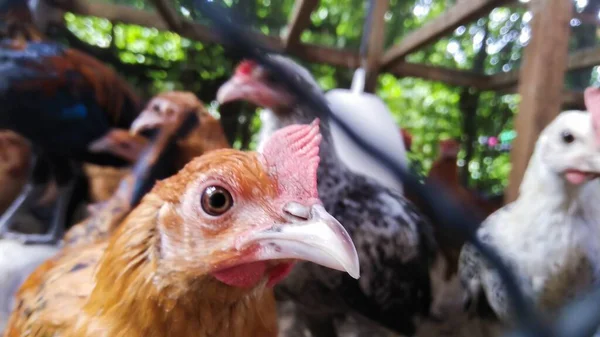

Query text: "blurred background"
[59, 0, 595, 198]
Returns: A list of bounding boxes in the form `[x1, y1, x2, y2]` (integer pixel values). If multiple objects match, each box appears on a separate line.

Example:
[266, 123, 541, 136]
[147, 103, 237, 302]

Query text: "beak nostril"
[283, 202, 310, 221]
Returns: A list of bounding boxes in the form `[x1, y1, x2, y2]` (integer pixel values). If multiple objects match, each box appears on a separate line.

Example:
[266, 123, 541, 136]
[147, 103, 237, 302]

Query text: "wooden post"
[363, 0, 389, 93]
[282, 0, 320, 51]
[505, 0, 572, 203]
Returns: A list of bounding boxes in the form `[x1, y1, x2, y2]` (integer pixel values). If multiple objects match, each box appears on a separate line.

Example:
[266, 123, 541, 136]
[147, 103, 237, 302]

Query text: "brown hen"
[5, 121, 359, 337]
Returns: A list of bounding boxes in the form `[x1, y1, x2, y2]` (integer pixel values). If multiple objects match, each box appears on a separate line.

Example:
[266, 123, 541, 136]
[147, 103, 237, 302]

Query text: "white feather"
[470, 110, 600, 321]
[325, 90, 408, 193]
[0, 240, 59, 332]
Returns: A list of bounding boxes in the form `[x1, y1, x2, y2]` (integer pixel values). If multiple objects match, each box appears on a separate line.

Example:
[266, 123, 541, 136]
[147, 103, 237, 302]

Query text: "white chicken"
[459, 87, 600, 326]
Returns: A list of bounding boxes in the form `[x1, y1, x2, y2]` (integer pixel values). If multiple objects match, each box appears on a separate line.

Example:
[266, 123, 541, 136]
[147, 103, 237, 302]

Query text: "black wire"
[359, 0, 375, 60]
[193, 1, 552, 336]
[129, 111, 199, 206]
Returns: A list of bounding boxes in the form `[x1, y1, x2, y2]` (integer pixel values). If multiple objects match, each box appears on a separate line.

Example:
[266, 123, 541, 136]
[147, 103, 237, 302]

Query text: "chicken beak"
[217, 76, 290, 108]
[130, 111, 165, 135]
[216, 77, 248, 105]
[238, 204, 360, 279]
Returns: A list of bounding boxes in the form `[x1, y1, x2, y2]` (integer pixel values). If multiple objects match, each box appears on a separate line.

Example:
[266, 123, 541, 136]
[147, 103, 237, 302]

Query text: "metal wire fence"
[194, 1, 600, 337]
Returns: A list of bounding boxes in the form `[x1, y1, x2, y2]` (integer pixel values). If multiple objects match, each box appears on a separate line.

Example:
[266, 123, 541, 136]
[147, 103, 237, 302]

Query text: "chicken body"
[424, 139, 502, 279]
[218, 57, 436, 336]
[5, 123, 359, 337]
[459, 106, 600, 324]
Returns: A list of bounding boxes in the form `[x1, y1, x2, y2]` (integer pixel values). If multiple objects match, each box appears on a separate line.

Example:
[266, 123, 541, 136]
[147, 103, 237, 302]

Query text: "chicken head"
[149, 119, 359, 289]
[216, 59, 302, 110]
[532, 104, 600, 186]
[130, 91, 204, 135]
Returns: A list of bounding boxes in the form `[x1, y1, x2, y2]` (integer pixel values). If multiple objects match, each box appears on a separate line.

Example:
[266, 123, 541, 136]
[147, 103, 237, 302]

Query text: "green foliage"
[62, 0, 598, 196]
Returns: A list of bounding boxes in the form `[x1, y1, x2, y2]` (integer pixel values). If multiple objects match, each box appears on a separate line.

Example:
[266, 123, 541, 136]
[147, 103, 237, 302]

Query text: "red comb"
[261, 119, 322, 202]
[236, 60, 257, 76]
[585, 87, 600, 145]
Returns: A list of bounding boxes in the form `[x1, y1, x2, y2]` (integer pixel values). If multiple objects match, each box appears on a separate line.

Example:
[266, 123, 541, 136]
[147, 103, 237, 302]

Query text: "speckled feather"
[255, 55, 437, 336]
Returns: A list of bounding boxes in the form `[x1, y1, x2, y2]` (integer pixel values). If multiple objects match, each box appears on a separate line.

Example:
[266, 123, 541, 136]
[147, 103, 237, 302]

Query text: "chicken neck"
[81, 196, 278, 337]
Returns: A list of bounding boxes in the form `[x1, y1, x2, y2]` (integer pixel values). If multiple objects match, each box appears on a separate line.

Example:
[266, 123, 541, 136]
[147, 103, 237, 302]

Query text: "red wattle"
[212, 261, 267, 288]
[267, 262, 295, 287]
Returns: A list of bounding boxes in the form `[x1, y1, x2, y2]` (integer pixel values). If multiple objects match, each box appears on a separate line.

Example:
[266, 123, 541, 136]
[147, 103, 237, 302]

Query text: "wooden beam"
[380, 0, 511, 69]
[480, 70, 519, 91]
[363, 0, 390, 92]
[567, 46, 600, 71]
[282, 0, 319, 51]
[491, 85, 585, 108]
[562, 90, 585, 109]
[50, 0, 534, 91]
[479, 45, 600, 91]
[53, 0, 359, 67]
[505, 0, 572, 203]
[150, 0, 183, 33]
[390, 62, 488, 87]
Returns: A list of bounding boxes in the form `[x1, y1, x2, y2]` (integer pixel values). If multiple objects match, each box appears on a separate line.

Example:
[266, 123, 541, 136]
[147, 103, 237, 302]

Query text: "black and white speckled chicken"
[217, 55, 437, 336]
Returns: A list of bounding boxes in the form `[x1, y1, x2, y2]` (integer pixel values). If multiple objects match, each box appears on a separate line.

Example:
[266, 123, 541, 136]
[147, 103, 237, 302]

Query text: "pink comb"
[236, 60, 256, 76]
[584, 87, 600, 145]
[261, 119, 322, 202]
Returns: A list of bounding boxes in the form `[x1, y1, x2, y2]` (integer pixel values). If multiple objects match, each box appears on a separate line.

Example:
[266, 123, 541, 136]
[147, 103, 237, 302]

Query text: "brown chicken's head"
[151, 120, 359, 290]
[130, 91, 204, 135]
[217, 57, 316, 111]
[88, 129, 149, 163]
[439, 139, 460, 159]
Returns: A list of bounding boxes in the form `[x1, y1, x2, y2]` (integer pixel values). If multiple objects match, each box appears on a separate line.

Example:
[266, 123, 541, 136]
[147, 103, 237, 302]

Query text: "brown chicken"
[424, 139, 502, 278]
[85, 91, 229, 203]
[5, 121, 359, 337]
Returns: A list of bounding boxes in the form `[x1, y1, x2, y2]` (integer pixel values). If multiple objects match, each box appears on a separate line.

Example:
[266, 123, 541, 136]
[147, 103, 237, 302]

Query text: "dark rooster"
[0, 0, 147, 244]
[218, 56, 437, 336]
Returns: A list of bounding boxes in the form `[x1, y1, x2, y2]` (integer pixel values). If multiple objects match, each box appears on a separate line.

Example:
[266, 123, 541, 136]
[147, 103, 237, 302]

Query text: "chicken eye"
[561, 131, 575, 144]
[201, 186, 233, 216]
